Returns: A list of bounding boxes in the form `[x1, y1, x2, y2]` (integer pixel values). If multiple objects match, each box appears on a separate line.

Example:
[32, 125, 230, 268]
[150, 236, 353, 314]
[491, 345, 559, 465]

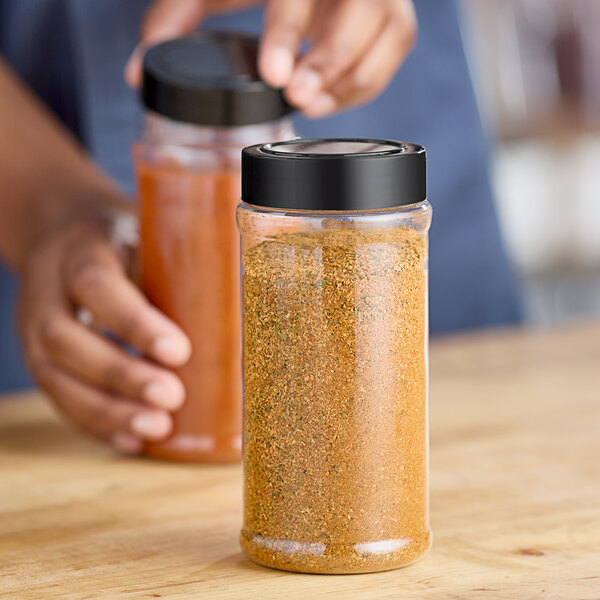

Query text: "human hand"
[18, 215, 191, 454]
[125, 0, 417, 118]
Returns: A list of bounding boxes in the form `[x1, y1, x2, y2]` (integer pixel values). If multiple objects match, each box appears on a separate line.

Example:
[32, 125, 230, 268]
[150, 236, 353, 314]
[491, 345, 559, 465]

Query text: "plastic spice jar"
[237, 139, 433, 574]
[133, 33, 295, 462]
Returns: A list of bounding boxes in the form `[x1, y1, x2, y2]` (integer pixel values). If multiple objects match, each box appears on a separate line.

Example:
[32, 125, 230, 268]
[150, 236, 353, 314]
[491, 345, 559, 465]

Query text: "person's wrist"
[19, 182, 133, 274]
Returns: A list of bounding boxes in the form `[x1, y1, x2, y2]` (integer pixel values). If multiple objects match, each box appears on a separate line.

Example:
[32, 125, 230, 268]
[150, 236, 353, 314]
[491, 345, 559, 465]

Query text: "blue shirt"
[0, 0, 521, 391]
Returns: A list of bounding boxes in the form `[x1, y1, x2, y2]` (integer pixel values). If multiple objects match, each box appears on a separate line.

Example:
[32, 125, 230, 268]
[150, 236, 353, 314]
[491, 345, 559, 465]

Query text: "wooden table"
[1, 325, 599, 599]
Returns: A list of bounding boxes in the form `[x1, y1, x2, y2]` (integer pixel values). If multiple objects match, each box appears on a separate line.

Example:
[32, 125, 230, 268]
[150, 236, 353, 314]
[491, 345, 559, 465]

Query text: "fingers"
[19, 222, 188, 455]
[286, 0, 387, 107]
[304, 2, 417, 118]
[38, 309, 185, 411]
[125, 0, 209, 88]
[127, 0, 417, 117]
[62, 234, 191, 367]
[277, 0, 417, 118]
[32, 359, 173, 453]
[260, 0, 317, 87]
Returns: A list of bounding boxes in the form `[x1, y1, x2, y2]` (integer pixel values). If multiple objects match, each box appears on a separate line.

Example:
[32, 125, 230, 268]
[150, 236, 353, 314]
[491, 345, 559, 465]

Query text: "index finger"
[285, 0, 388, 107]
[63, 234, 191, 367]
[260, 0, 317, 88]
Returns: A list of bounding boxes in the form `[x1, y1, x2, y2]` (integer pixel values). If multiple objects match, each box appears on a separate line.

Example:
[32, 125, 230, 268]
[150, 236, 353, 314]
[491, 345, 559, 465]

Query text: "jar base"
[143, 433, 241, 463]
[240, 529, 432, 575]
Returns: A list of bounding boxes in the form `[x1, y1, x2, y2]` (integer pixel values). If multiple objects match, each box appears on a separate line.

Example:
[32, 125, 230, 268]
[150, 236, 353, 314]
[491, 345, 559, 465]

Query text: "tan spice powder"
[240, 225, 431, 574]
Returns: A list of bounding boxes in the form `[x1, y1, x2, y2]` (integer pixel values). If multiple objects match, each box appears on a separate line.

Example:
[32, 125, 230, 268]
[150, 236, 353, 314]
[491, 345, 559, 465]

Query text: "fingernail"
[131, 412, 172, 440]
[143, 380, 185, 411]
[303, 93, 337, 118]
[111, 432, 143, 455]
[153, 336, 191, 366]
[266, 46, 294, 87]
[288, 68, 322, 105]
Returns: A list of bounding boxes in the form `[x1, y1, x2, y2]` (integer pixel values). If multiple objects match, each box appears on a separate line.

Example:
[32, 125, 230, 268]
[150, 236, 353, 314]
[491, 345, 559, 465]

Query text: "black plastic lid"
[242, 139, 427, 211]
[141, 32, 294, 127]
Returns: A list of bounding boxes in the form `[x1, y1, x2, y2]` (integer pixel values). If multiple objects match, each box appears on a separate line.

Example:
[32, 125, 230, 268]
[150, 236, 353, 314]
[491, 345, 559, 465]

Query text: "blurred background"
[461, 0, 600, 326]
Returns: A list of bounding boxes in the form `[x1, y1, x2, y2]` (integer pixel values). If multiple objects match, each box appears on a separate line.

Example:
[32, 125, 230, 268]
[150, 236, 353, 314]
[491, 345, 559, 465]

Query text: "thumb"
[125, 0, 208, 88]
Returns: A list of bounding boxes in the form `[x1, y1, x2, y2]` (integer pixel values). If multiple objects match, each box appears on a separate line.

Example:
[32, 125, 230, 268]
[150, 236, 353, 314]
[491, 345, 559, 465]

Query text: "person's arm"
[0, 58, 125, 270]
[125, 0, 417, 118]
[0, 59, 191, 453]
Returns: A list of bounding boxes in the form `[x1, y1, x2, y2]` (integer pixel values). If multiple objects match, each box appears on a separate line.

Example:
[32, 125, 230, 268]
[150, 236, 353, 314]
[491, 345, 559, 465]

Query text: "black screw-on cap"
[242, 139, 427, 211]
[141, 32, 294, 127]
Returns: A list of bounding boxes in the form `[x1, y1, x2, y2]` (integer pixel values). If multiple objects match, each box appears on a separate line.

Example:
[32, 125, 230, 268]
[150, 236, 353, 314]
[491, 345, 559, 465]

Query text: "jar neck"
[141, 111, 296, 147]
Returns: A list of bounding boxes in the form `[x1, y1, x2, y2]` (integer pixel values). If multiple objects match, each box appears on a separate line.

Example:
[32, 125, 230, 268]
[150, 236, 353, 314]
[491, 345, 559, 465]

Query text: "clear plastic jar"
[238, 139, 432, 574]
[133, 34, 295, 462]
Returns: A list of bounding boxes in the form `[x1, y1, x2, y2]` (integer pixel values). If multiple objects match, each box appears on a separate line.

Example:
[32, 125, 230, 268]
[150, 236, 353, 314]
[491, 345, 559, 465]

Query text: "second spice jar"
[237, 139, 433, 574]
[133, 33, 295, 462]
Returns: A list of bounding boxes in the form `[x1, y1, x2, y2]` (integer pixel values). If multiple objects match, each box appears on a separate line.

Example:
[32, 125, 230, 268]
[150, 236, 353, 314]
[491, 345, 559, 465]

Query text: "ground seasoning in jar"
[238, 139, 432, 574]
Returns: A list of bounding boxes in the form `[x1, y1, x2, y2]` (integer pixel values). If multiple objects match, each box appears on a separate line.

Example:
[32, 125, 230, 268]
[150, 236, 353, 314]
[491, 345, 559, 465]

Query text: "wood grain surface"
[1, 324, 599, 599]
